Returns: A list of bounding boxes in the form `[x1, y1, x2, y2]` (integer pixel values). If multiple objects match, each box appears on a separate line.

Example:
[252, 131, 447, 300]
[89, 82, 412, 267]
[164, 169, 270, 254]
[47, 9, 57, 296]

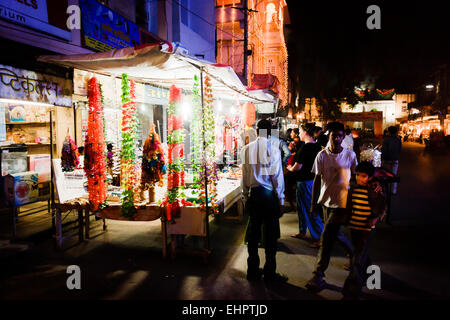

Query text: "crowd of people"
[240, 119, 402, 299]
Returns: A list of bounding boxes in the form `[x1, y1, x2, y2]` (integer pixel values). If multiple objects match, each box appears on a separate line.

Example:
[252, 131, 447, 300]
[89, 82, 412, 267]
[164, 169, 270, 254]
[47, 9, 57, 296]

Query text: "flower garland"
[120, 74, 139, 219]
[192, 75, 219, 214]
[61, 135, 79, 172]
[84, 77, 107, 211]
[164, 85, 186, 222]
[190, 75, 203, 188]
[141, 124, 167, 189]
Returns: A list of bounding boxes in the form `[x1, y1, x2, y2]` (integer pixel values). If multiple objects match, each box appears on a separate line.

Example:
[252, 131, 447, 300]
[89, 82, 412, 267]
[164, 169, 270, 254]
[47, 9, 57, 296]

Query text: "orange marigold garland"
[84, 77, 107, 211]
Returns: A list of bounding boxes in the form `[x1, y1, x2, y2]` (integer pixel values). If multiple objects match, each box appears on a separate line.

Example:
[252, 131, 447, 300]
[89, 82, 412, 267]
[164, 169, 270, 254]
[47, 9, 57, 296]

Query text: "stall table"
[52, 177, 243, 261]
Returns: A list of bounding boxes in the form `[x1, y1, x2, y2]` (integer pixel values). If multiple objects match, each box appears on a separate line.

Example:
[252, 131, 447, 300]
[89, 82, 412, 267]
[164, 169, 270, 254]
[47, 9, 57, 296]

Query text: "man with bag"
[241, 119, 287, 282]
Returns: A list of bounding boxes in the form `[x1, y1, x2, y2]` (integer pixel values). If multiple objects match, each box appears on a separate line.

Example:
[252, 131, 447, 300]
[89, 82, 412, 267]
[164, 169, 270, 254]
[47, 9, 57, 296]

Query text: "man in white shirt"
[306, 121, 357, 292]
[241, 119, 287, 282]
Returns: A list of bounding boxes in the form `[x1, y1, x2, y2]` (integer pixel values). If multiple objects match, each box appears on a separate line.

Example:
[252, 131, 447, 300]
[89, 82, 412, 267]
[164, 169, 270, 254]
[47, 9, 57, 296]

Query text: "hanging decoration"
[120, 74, 139, 219]
[195, 75, 219, 215]
[84, 77, 107, 211]
[191, 75, 203, 189]
[165, 85, 186, 222]
[376, 89, 395, 99]
[61, 135, 79, 172]
[242, 102, 256, 127]
[141, 123, 167, 189]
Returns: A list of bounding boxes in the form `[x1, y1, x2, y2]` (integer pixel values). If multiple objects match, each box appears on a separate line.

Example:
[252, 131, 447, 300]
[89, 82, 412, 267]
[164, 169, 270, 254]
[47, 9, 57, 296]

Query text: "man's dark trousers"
[313, 206, 354, 278]
[246, 186, 280, 278]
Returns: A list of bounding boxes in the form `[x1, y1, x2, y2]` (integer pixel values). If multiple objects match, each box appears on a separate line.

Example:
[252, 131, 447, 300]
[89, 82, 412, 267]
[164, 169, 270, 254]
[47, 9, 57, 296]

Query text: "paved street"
[1, 142, 449, 300]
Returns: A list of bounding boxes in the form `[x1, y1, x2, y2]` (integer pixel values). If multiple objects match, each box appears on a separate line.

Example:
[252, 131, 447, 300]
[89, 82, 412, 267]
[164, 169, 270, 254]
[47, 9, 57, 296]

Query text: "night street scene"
[0, 0, 449, 312]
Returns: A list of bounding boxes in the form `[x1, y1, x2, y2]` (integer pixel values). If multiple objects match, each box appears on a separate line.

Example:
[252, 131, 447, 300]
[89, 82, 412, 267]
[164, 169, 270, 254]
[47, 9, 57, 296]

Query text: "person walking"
[305, 121, 357, 292]
[241, 119, 288, 283]
[342, 161, 386, 299]
[269, 125, 291, 166]
[287, 123, 323, 247]
[381, 126, 401, 195]
[285, 127, 302, 212]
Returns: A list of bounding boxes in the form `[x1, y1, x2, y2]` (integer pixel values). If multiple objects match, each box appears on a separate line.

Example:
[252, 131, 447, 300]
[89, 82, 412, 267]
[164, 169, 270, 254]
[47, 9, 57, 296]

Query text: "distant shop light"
[425, 84, 434, 89]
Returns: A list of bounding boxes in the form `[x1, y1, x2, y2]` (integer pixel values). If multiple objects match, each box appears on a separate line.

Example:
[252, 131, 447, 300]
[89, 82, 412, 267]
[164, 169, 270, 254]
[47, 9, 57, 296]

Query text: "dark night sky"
[285, 0, 450, 97]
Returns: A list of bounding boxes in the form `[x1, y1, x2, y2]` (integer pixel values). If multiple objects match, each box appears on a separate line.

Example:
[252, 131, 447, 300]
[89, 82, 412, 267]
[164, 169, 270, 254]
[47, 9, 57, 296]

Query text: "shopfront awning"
[38, 43, 275, 104]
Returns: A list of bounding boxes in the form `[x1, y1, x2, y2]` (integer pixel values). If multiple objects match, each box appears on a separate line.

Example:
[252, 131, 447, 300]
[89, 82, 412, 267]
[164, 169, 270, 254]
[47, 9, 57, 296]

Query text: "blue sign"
[79, 0, 140, 52]
[145, 85, 169, 105]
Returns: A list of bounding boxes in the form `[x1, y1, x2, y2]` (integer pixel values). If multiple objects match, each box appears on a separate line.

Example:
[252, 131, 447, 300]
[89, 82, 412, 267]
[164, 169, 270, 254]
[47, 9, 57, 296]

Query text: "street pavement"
[1, 142, 449, 300]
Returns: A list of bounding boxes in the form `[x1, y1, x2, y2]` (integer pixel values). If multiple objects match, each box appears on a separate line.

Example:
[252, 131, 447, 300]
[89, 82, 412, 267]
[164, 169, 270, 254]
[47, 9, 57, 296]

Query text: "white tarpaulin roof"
[38, 43, 276, 104]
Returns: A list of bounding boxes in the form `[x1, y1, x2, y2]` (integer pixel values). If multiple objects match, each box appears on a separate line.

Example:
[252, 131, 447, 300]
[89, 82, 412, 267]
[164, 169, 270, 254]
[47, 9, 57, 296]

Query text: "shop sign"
[144, 85, 169, 105]
[0, 0, 71, 40]
[0, 64, 73, 107]
[74, 69, 145, 106]
[79, 0, 140, 52]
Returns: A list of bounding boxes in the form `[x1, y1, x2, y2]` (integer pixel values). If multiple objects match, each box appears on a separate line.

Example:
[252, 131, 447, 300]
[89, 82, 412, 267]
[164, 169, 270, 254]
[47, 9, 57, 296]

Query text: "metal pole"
[50, 107, 55, 232]
[200, 69, 210, 251]
[73, 102, 77, 144]
[243, 0, 249, 86]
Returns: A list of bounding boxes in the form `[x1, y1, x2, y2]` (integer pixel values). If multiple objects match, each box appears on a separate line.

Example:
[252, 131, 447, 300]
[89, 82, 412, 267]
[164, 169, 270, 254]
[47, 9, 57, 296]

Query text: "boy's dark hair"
[345, 128, 352, 135]
[356, 161, 375, 177]
[301, 123, 316, 137]
[256, 119, 272, 136]
[314, 126, 322, 134]
[292, 128, 300, 135]
[327, 121, 345, 134]
[388, 126, 398, 135]
[78, 146, 85, 154]
[107, 143, 113, 151]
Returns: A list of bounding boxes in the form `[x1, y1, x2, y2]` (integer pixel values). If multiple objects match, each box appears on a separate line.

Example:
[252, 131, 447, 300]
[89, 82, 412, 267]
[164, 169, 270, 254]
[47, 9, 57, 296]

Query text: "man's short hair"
[301, 123, 316, 137]
[388, 126, 398, 135]
[313, 126, 322, 134]
[345, 128, 352, 135]
[327, 121, 345, 134]
[292, 128, 299, 135]
[355, 161, 375, 177]
[256, 119, 272, 136]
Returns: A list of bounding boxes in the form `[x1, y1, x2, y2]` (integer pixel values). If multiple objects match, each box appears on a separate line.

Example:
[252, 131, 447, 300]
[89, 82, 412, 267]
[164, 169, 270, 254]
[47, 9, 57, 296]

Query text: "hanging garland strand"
[164, 85, 187, 222]
[84, 77, 107, 211]
[191, 75, 203, 189]
[195, 75, 219, 215]
[120, 74, 139, 219]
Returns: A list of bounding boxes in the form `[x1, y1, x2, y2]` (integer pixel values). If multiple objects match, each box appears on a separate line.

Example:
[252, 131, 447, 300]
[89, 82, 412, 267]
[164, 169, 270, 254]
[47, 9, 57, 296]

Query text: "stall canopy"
[38, 43, 276, 104]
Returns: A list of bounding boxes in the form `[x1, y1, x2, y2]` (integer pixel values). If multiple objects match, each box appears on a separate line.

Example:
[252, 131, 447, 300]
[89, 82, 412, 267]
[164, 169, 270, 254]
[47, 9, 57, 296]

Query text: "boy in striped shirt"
[342, 161, 387, 299]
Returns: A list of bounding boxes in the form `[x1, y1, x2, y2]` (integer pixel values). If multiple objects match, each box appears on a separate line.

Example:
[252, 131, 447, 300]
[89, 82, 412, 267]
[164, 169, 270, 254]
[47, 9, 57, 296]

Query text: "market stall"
[39, 43, 273, 259]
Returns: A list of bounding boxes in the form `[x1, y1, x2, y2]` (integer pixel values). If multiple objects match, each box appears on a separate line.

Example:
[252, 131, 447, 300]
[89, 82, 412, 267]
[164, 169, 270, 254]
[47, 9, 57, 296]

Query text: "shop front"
[0, 63, 74, 235]
[38, 43, 272, 259]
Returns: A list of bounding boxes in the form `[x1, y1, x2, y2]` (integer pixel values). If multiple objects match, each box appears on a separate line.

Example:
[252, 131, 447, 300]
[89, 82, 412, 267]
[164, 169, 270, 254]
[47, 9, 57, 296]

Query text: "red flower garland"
[85, 77, 107, 211]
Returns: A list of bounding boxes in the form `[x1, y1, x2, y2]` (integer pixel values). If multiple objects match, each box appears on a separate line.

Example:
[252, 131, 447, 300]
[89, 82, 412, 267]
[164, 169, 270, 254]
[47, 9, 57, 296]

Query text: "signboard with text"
[79, 0, 140, 52]
[0, 64, 73, 107]
[0, 0, 71, 40]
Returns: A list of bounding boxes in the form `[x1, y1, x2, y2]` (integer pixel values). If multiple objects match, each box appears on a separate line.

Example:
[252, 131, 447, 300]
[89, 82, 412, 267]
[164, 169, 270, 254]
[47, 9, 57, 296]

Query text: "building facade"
[215, 0, 289, 106]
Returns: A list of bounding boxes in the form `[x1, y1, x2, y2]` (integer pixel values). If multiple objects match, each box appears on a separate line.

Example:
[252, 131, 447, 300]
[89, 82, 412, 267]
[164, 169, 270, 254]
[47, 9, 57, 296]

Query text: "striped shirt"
[348, 185, 373, 231]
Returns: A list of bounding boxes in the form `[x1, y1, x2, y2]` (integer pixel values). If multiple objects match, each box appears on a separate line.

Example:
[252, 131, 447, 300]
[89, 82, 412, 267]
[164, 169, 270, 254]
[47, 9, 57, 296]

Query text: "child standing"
[342, 161, 386, 299]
